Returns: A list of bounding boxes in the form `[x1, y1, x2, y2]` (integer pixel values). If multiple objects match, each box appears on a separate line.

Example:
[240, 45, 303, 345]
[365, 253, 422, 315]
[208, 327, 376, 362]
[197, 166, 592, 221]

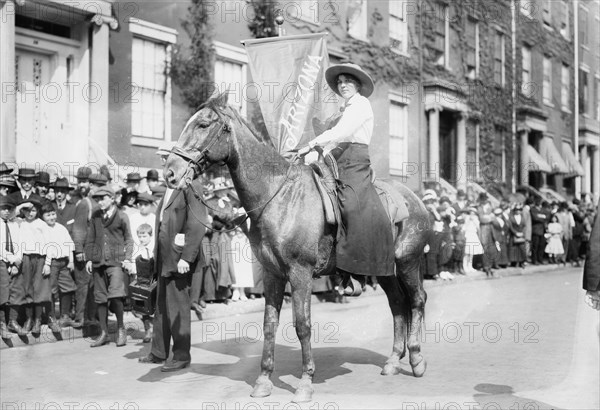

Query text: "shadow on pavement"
[132, 338, 397, 394]
[473, 383, 563, 410]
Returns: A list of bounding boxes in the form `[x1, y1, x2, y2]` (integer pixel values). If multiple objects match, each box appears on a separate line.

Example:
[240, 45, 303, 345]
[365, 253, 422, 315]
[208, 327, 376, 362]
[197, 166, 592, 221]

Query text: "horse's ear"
[212, 90, 229, 108]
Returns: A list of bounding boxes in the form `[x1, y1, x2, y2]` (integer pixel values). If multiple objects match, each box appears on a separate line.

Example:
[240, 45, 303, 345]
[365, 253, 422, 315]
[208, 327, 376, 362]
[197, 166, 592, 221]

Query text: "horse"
[164, 92, 431, 403]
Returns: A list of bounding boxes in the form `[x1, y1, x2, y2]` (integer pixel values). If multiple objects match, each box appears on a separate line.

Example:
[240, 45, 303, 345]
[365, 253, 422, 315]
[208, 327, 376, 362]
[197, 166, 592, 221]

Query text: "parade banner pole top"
[240, 32, 328, 46]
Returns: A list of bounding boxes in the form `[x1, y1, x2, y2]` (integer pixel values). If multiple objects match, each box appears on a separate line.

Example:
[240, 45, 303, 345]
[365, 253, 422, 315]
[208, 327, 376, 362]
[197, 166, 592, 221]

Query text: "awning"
[538, 137, 569, 173]
[525, 144, 552, 173]
[561, 142, 585, 177]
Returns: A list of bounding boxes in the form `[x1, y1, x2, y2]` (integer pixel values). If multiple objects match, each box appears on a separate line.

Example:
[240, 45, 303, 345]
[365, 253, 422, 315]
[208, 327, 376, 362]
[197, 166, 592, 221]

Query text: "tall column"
[580, 145, 589, 195]
[456, 112, 467, 191]
[427, 105, 442, 182]
[0, 1, 16, 163]
[520, 129, 529, 186]
[592, 147, 600, 202]
[89, 23, 110, 164]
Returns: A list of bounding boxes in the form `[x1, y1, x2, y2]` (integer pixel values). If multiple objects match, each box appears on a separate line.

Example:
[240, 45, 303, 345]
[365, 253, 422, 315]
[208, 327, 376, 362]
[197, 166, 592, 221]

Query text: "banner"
[243, 33, 339, 154]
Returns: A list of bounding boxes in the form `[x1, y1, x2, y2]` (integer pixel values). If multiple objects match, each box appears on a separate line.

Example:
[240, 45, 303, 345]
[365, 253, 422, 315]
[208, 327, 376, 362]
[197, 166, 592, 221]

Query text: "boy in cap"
[128, 192, 156, 244]
[0, 175, 17, 197]
[40, 203, 76, 329]
[52, 178, 76, 238]
[0, 196, 21, 337]
[85, 186, 134, 347]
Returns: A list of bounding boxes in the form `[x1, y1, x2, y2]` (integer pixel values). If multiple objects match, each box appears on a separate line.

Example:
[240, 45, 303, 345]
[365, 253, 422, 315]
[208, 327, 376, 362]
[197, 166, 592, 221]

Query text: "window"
[596, 76, 600, 121]
[579, 6, 588, 47]
[434, 4, 449, 68]
[542, 0, 552, 27]
[213, 42, 248, 117]
[579, 68, 589, 115]
[494, 126, 506, 182]
[560, 0, 570, 38]
[494, 31, 505, 86]
[129, 19, 177, 146]
[561, 64, 570, 111]
[543, 57, 552, 105]
[389, 100, 408, 176]
[389, 0, 408, 54]
[466, 17, 479, 79]
[348, 0, 368, 41]
[521, 46, 531, 95]
[131, 37, 169, 140]
[296, 1, 319, 25]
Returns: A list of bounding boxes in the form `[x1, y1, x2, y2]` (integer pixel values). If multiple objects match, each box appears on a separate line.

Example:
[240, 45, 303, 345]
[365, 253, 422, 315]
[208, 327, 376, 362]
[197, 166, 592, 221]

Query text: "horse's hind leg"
[289, 269, 315, 403]
[251, 273, 287, 398]
[378, 275, 408, 376]
[397, 257, 427, 377]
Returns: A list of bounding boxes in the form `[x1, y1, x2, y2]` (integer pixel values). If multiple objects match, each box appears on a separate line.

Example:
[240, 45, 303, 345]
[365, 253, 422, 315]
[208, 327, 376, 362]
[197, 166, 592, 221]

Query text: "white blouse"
[312, 94, 374, 146]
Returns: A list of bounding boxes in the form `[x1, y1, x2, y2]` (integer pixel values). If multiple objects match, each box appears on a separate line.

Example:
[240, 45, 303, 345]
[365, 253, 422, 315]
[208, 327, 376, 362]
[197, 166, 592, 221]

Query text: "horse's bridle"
[169, 107, 232, 178]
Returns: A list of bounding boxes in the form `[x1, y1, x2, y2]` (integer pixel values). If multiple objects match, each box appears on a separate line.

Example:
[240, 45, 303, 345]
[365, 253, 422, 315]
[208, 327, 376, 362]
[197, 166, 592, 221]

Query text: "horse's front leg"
[289, 268, 315, 403]
[250, 273, 286, 398]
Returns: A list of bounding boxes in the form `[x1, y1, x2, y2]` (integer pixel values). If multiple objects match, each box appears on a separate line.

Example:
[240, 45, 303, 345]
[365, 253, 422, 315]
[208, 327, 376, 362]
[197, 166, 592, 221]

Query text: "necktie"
[4, 220, 13, 253]
[145, 247, 150, 260]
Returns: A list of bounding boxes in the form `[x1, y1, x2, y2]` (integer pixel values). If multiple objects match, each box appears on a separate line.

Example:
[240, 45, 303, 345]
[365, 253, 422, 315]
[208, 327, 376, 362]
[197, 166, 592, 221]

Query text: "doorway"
[439, 110, 457, 185]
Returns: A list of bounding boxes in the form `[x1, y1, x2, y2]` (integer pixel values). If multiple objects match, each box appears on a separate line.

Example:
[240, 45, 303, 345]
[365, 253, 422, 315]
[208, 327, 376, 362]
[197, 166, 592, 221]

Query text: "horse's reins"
[170, 106, 293, 234]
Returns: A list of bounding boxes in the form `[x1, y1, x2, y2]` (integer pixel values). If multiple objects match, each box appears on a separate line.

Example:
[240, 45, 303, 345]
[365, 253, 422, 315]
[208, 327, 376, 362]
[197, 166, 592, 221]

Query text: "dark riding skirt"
[333, 143, 394, 277]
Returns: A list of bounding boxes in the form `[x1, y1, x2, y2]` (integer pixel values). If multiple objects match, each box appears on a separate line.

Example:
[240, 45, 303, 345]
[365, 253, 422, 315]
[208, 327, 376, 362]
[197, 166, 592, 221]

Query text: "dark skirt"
[509, 239, 527, 263]
[334, 143, 394, 277]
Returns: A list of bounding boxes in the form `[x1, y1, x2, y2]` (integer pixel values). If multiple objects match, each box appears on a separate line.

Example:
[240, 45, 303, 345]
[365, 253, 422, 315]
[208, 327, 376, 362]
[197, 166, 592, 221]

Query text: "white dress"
[231, 230, 254, 288]
[463, 216, 484, 256]
[545, 222, 564, 255]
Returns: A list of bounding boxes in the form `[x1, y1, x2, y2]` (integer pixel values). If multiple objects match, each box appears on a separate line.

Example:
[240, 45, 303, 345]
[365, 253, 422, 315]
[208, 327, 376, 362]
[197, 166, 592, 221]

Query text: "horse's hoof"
[381, 361, 402, 376]
[250, 376, 273, 398]
[292, 380, 314, 403]
[411, 357, 427, 378]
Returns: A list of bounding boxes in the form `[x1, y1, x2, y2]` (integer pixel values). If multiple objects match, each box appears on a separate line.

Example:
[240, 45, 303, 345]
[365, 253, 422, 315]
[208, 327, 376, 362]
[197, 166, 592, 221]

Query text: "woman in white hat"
[298, 63, 394, 295]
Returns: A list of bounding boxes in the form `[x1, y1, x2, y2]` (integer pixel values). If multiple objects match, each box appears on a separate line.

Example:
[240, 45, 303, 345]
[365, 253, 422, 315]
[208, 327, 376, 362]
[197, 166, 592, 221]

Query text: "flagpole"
[275, 10, 284, 37]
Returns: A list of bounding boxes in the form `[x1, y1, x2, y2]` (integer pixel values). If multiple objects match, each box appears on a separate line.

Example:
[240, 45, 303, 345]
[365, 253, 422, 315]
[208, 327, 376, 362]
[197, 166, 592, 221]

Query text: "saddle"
[309, 151, 410, 234]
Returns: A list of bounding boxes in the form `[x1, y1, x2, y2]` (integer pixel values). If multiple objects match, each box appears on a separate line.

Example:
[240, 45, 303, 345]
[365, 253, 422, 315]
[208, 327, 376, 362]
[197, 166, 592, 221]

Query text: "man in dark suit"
[71, 166, 96, 328]
[8, 168, 44, 205]
[530, 198, 548, 265]
[52, 178, 77, 237]
[583, 205, 599, 310]
[139, 178, 207, 371]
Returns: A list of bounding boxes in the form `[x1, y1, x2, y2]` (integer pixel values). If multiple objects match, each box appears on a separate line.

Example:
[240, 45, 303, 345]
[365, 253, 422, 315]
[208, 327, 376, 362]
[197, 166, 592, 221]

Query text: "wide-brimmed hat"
[53, 177, 70, 190]
[0, 162, 14, 175]
[325, 63, 375, 98]
[17, 168, 37, 179]
[0, 175, 16, 188]
[126, 172, 142, 182]
[91, 186, 115, 198]
[478, 192, 489, 202]
[99, 165, 112, 182]
[89, 173, 108, 186]
[36, 171, 50, 186]
[456, 189, 466, 198]
[136, 192, 155, 204]
[0, 196, 16, 209]
[151, 185, 167, 199]
[76, 167, 92, 181]
[146, 169, 160, 181]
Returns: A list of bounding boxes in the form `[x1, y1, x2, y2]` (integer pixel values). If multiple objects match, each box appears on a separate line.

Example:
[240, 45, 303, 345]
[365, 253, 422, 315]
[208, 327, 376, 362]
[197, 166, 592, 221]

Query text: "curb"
[0, 263, 574, 350]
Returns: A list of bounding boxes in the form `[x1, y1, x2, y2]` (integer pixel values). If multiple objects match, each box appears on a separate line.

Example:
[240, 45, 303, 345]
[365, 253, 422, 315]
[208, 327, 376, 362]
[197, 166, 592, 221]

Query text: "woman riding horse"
[298, 63, 394, 296]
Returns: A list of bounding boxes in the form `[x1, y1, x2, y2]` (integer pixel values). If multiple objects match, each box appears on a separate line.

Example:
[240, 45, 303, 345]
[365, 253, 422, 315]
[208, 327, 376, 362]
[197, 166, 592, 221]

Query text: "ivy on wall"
[170, 0, 216, 112]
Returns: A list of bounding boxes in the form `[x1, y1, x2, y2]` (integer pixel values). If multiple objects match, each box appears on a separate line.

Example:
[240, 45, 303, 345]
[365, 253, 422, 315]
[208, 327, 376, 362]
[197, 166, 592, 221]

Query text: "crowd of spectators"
[0, 160, 261, 343]
[421, 188, 597, 281]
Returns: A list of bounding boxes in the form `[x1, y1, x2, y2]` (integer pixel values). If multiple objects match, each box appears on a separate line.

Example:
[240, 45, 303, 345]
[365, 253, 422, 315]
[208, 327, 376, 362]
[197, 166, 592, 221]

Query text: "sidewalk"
[0, 262, 576, 350]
